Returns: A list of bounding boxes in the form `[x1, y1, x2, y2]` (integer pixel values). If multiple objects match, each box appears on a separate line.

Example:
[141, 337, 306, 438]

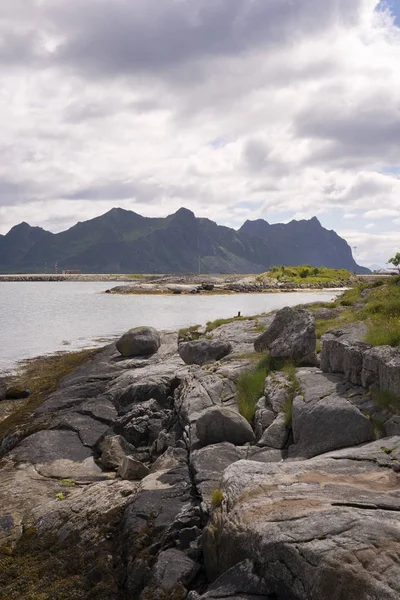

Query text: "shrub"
[299, 268, 310, 278]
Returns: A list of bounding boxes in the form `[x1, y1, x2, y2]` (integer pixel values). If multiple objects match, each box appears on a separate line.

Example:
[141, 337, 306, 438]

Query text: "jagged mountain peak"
[0, 208, 370, 274]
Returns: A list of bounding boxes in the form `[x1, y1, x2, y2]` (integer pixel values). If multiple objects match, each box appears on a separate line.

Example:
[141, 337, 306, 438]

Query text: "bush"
[299, 268, 310, 278]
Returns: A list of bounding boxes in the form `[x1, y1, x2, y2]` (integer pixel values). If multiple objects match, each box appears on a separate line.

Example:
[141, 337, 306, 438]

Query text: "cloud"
[0, 0, 399, 266]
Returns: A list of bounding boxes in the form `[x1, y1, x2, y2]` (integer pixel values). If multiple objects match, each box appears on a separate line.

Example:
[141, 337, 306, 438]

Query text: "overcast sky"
[0, 0, 399, 267]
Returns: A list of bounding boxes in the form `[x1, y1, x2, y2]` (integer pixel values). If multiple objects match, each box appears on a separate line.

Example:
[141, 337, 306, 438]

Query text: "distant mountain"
[0, 207, 370, 274]
[239, 217, 369, 273]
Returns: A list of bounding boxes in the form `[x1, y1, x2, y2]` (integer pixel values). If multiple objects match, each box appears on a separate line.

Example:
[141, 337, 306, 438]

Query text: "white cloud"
[0, 0, 399, 266]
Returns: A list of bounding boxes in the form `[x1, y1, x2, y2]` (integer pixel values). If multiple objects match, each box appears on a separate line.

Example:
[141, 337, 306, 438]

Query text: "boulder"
[0, 378, 7, 401]
[263, 372, 293, 414]
[320, 322, 369, 385]
[116, 326, 161, 357]
[178, 339, 232, 365]
[254, 307, 317, 366]
[99, 435, 136, 470]
[5, 386, 30, 400]
[117, 456, 149, 480]
[290, 394, 374, 458]
[196, 407, 255, 447]
[361, 345, 400, 396]
[151, 548, 200, 591]
[257, 413, 289, 449]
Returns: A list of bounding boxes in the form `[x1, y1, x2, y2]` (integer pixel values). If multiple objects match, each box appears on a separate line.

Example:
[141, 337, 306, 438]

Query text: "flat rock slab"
[205, 439, 400, 600]
[9, 430, 92, 464]
[35, 456, 110, 481]
[51, 412, 109, 448]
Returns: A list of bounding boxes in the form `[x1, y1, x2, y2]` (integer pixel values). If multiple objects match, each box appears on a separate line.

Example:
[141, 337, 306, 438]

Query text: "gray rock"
[113, 398, 165, 447]
[257, 413, 289, 449]
[204, 445, 400, 600]
[99, 435, 136, 470]
[253, 407, 275, 439]
[122, 449, 192, 597]
[151, 548, 200, 590]
[50, 412, 109, 448]
[117, 456, 149, 480]
[290, 394, 374, 458]
[116, 326, 161, 357]
[201, 560, 272, 599]
[179, 339, 232, 365]
[264, 372, 293, 414]
[361, 346, 400, 396]
[254, 307, 317, 366]
[196, 407, 255, 447]
[9, 430, 92, 464]
[190, 442, 248, 502]
[320, 322, 369, 385]
[5, 386, 30, 400]
[313, 307, 340, 320]
[0, 378, 7, 401]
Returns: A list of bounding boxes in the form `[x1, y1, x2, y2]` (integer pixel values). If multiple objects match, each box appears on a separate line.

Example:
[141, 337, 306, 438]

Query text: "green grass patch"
[371, 388, 400, 412]
[365, 317, 400, 347]
[255, 265, 354, 286]
[205, 315, 257, 332]
[282, 396, 294, 427]
[236, 353, 269, 422]
[211, 488, 223, 508]
[0, 348, 101, 448]
[178, 324, 201, 341]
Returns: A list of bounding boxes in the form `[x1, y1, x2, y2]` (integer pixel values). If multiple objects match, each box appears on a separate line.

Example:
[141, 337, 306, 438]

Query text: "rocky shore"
[1, 295, 400, 599]
[0, 272, 354, 293]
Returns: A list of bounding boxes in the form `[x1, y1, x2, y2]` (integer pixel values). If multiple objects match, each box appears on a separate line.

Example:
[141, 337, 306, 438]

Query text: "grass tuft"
[236, 353, 269, 422]
[177, 324, 201, 341]
[371, 388, 400, 412]
[211, 488, 223, 508]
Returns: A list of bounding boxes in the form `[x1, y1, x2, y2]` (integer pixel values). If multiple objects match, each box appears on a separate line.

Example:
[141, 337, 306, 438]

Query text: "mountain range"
[0, 207, 369, 274]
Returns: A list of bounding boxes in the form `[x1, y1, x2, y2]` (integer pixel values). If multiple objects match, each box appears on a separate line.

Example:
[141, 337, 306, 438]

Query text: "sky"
[0, 0, 399, 268]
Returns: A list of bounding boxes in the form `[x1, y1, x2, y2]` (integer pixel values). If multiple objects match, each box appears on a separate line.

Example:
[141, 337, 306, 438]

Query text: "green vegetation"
[255, 265, 353, 286]
[0, 348, 101, 447]
[236, 353, 270, 421]
[312, 277, 400, 346]
[371, 388, 400, 412]
[365, 317, 400, 347]
[211, 488, 224, 508]
[381, 445, 398, 455]
[282, 396, 294, 427]
[388, 252, 400, 272]
[205, 315, 257, 332]
[177, 324, 201, 341]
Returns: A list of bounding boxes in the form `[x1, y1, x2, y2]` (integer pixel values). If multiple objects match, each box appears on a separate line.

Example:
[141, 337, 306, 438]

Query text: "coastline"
[1, 280, 400, 599]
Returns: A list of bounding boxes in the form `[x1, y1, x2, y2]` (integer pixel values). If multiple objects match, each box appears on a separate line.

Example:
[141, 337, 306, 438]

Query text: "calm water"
[0, 282, 338, 372]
